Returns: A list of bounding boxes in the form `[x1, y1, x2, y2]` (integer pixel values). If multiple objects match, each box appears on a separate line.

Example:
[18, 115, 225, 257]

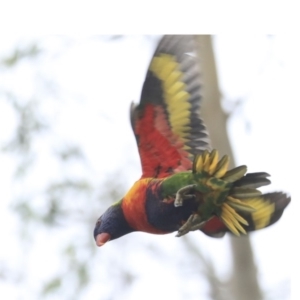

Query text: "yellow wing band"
[150, 54, 192, 150]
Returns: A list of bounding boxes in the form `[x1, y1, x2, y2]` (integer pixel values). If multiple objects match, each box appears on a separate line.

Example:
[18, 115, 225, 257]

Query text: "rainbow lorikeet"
[94, 35, 290, 246]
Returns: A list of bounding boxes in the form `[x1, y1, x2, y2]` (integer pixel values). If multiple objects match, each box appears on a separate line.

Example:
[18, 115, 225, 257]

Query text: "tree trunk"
[195, 35, 263, 300]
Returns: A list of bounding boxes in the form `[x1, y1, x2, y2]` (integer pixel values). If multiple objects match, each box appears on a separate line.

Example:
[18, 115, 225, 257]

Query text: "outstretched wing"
[131, 35, 211, 179]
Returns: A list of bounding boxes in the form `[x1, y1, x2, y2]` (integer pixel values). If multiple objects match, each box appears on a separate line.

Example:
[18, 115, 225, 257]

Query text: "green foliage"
[0, 38, 132, 299]
[55, 144, 84, 161]
[1, 44, 41, 67]
[2, 95, 48, 153]
[42, 277, 62, 295]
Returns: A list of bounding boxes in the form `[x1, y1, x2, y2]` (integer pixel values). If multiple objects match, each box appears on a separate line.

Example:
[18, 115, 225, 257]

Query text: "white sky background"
[0, 35, 298, 299]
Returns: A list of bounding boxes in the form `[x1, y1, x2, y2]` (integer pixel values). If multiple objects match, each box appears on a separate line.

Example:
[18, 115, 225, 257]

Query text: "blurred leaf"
[42, 196, 65, 225]
[1, 44, 41, 67]
[13, 201, 38, 222]
[47, 179, 92, 194]
[77, 263, 89, 288]
[64, 244, 76, 258]
[55, 144, 85, 161]
[2, 95, 48, 155]
[42, 277, 62, 295]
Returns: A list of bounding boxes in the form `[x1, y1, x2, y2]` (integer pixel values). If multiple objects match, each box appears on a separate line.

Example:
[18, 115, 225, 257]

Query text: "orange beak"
[95, 233, 111, 247]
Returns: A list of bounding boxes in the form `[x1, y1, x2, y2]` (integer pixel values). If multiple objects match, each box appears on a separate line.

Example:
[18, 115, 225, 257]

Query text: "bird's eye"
[96, 219, 101, 226]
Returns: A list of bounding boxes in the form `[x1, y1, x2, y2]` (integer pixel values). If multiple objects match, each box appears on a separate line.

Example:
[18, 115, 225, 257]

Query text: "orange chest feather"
[121, 178, 167, 234]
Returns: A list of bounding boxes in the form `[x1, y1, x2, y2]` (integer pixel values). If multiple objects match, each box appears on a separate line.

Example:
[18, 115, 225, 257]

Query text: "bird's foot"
[176, 214, 207, 237]
[174, 184, 197, 207]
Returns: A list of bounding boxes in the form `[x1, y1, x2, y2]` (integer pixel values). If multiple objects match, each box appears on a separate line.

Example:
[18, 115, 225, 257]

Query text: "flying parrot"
[94, 35, 290, 246]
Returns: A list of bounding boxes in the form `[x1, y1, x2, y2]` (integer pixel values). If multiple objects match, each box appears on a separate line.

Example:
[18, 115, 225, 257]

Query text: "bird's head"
[93, 201, 134, 247]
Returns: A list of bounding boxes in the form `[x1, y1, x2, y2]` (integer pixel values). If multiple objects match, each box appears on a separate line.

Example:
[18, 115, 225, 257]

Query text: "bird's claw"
[174, 184, 197, 207]
[174, 184, 211, 237]
[176, 215, 213, 237]
[176, 214, 206, 237]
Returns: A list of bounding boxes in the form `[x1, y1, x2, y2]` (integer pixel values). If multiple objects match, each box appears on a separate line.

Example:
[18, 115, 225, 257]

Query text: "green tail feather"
[191, 150, 289, 236]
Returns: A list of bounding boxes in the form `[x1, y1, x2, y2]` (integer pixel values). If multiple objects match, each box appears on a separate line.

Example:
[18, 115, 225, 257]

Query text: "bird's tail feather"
[201, 192, 291, 237]
[192, 150, 290, 236]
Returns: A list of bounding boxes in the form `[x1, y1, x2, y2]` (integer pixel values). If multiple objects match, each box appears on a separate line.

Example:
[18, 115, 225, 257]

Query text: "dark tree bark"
[195, 35, 263, 300]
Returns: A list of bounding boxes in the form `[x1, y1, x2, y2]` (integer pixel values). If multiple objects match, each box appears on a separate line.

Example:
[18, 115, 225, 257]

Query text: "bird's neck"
[121, 178, 168, 234]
